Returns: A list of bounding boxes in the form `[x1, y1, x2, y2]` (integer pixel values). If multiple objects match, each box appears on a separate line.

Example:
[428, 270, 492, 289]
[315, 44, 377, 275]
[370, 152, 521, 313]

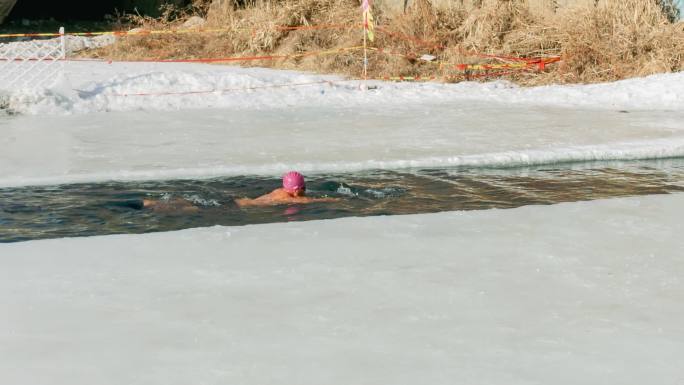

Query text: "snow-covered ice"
[1, 58, 684, 384]
[2, 61, 684, 115]
[3, 103, 684, 187]
[1, 194, 683, 385]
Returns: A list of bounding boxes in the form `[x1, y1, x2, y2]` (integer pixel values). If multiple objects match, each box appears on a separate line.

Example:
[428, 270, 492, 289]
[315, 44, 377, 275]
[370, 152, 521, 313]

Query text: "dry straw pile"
[90, 0, 684, 85]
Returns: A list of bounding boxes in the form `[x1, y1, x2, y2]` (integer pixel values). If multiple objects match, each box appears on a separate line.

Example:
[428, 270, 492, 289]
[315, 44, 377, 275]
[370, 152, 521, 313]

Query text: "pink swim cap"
[282, 171, 306, 193]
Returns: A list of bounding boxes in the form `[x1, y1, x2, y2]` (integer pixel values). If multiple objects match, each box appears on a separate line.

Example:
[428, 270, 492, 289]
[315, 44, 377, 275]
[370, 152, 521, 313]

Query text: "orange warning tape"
[103, 79, 343, 97]
[0, 23, 360, 39]
[374, 67, 537, 82]
[90, 67, 542, 98]
[374, 75, 439, 81]
[374, 26, 561, 65]
[83, 64, 546, 99]
[0, 22, 559, 67]
[369, 47, 560, 74]
[65, 45, 363, 64]
[97, 67, 541, 98]
[1, 21, 560, 83]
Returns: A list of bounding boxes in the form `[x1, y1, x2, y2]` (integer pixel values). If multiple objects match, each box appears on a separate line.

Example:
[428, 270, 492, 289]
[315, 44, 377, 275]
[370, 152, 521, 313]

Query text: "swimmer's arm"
[142, 199, 157, 208]
[236, 191, 280, 207]
[235, 197, 289, 207]
[288, 196, 340, 204]
[236, 196, 340, 207]
[235, 198, 256, 207]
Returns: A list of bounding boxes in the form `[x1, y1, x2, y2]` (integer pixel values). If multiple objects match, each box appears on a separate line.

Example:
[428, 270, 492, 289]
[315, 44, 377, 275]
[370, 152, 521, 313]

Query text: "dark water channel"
[2, 159, 684, 243]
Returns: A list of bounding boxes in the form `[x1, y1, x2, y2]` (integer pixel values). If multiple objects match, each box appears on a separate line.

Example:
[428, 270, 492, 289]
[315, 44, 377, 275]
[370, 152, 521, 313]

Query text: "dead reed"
[85, 0, 684, 85]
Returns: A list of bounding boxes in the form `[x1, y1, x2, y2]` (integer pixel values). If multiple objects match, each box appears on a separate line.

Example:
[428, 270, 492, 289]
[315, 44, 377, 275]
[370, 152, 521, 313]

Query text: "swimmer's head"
[283, 171, 306, 195]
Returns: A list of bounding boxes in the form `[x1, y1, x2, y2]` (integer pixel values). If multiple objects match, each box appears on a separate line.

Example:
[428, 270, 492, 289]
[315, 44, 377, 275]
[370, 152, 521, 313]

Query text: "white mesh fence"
[0, 27, 66, 91]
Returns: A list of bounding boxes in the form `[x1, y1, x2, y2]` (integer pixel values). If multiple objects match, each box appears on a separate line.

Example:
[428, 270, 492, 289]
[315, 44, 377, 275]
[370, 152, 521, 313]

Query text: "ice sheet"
[1, 193, 683, 385]
[2, 103, 684, 187]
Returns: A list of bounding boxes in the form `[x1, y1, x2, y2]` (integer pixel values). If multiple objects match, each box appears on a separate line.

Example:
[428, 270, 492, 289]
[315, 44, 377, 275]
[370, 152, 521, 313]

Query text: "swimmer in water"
[236, 171, 339, 207]
[115, 171, 334, 211]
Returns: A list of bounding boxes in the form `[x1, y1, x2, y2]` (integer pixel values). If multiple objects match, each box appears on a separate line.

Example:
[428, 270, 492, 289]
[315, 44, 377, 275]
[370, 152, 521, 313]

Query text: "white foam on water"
[183, 194, 221, 207]
[336, 185, 356, 196]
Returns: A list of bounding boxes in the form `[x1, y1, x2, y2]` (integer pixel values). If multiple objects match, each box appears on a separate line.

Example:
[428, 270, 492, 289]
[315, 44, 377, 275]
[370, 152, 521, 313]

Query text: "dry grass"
[84, 0, 684, 85]
[553, 0, 684, 83]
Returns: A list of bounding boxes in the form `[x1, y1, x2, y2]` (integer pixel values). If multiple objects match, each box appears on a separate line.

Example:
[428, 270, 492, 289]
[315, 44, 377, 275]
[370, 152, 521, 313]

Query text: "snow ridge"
[3, 61, 683, 115]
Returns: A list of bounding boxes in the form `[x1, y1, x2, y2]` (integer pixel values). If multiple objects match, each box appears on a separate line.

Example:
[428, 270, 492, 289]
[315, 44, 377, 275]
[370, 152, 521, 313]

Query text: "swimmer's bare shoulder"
[236, 188, 339, 208]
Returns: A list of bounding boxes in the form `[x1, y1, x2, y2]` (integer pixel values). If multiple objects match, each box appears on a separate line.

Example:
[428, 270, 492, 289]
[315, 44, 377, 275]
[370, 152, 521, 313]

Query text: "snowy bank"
[3, 61, 684, 115]
[2, 99, 684, 188]
[1, 193, 683, 385]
